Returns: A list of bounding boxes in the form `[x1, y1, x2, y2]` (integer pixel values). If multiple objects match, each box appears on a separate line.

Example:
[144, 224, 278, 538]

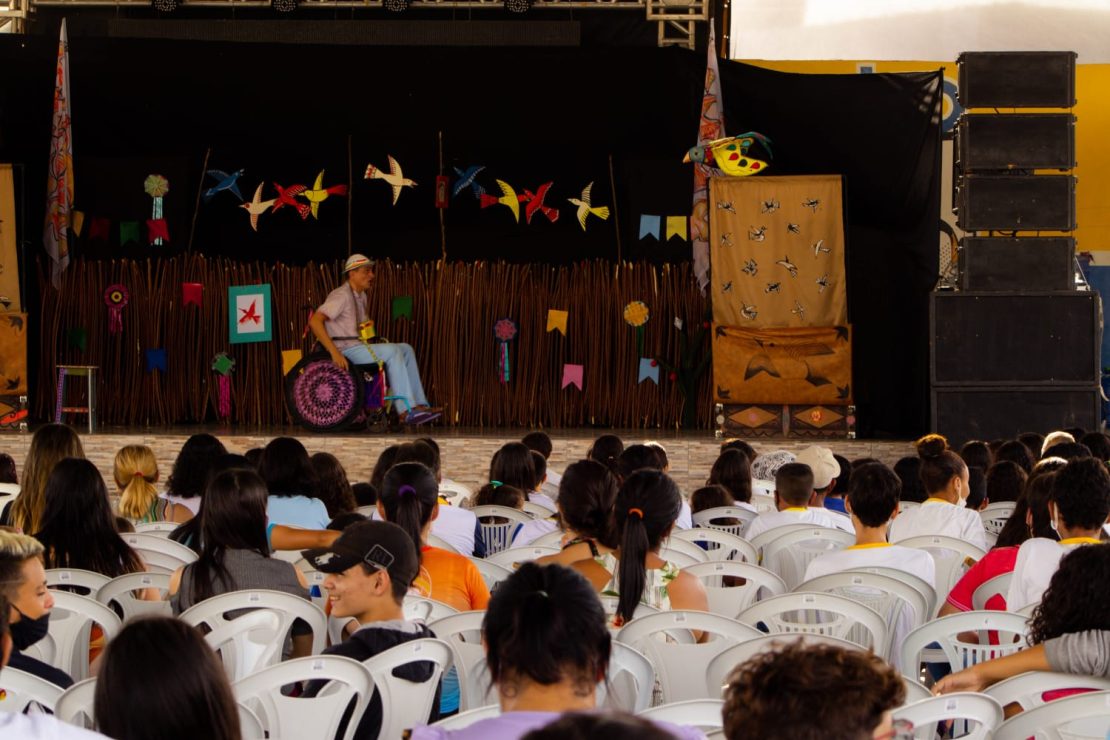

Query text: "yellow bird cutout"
[364, 155, 417, 206]
[239, 182, 276, 232]
[479, 179, 521, 223]
[567, 182, 610, 231]
[302, 170, 349, 219]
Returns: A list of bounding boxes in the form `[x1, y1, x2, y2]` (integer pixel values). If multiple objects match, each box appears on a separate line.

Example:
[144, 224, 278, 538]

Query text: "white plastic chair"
[897, 535, 986, 596]
[530, 530, 566, 549]
[640, 698, 725, 731]
[736, 592, 888, 655]
[899, 610, 1031, 680]
[404, 595, 460, 623]
[294, 563, 329, 610]
[426, 611, 491, 711]
[672, 528, 758, 563]
[27, 590, 122, 681]
[471, 506, 533, 555]
[134, 521, 179, 536]
[1016, 601, 1039, 618]
[747, 523, 814, 553]
[971, 571, 1014, 611]
[598, 596, 660, 631]
[893, 692, 1004, 740]
[429, 704, 500, 730]
[96, 571, 173, 620]
[656, 547, 706, 569]
[120, 532, 199, 573]
[483, 546, 560, 570]
[662, 536, 712, 563]
[759, 527, 856, 589]
[438, 481, 472, 501]
[993, 689, 1110, 740]
[902, 676, 933, 706]
[597, 640, 655, 713]
[980, 502, 1017, 536]
[522, 501, 556, 518]
[683, 560, 788, 619]
[615, 610, 762, 702]
[750, 493, 776, 514]
[853, 566, 939, 618]
[426, 533, 460, 553]
[984, 671, 1110, 712]
[45, 568, 112, 597]
[0, 666, 65, 714]
[204, 608, 286, 682]
[466, 557, 514, 590]
[705, 634, 864, 698]
[53, 676, 97, 729]
[692, 506, 759, 539]
[179, 589, 328, 656]
[232, 655, 374, 740]
[364, 638, 454, 740]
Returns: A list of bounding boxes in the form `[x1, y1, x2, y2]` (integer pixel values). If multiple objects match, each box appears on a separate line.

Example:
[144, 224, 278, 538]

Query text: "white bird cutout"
[365, 155, 417, 206]
[567, 182, 610, 231]
[239, 182, 276, 232]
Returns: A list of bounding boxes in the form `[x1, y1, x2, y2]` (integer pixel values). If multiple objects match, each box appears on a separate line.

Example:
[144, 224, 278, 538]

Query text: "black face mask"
[10, 606, 50, 651]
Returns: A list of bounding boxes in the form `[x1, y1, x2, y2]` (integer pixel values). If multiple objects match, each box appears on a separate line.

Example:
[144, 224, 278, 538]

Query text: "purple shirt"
[409, 711, 707, 740]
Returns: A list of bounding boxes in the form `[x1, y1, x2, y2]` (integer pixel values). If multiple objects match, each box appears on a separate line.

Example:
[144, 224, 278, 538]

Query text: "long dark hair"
[378, 462, 438, 561]
[915, 434, 967, 495]
[587, 434, 624, 477]
[613, 470, 682, 624]
[165, 434, 227, 500]
[558, 460, 618, 548]
[994, 465, 1061, 549]
[893, 457, 926, 503]
[369, 445, 401, 492]
[310, 452, 357, 518]
[489, 442, 537, 492]
[188, 469, 271, 604]
[708, 449, 753, 503]
[94, 617, 241, 740]
[257, 437, 317, 498]
[12, 422, 84, 535]
[35, 458, 144, 578]
[1029, 543, 1110, 645]
[169, 454, 252, 550]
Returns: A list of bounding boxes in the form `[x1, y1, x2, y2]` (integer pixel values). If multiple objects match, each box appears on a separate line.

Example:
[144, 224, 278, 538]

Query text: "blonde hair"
[11, 423, 84, 534]
[114, 445, 160, 521]
[0, 531, 44, 596]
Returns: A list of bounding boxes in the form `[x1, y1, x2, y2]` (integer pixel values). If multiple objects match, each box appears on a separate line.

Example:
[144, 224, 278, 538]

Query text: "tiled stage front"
[0, 426, 915, 495]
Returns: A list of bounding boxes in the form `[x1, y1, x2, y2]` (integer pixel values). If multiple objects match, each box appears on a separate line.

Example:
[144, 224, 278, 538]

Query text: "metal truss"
[0, 0, 28, 33]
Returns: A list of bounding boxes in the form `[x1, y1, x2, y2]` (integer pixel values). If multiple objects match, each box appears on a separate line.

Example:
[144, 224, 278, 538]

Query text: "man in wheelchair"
[308, 254, 441, 425]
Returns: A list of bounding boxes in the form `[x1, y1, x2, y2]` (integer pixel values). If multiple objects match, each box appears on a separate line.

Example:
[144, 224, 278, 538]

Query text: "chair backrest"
[736, 591, 888, 655]
[530, 530, 566, 549]
[984, 671, 1110, 713]
[893, 692, 1004, 740]
[204, 608, 286, 683]
[598, 596, 660, 631]
[426, 610, 491, 712]
[747, 523, 814, 552]
[971, 571, 1014, 611]
[897, 535, 986, 595]
[854, 566, 939, 617]
[683, 560, 788, 619]
[120, 532, 199, 574]
[438, 481, 472, 501]
[134, 521, 179, 535]
[705, 634, 864, 697]
[691, 506, 759, 539]
[899, 610, 1031, 681]
[232, 655, 375, 740]
[179, 589, 328, 656]
[750, 493, 776, 513]
[759, 527, 856, 589]
[53, 677, 97, 729]
[597, 641, 655, 713]
[426, 533, 459, 553]
[294, 563, 329, 610]
[639, 699, 725, 731]
[363, 638, 454, 740]
[429, 704, 500, 730]
[993, 689, 1110, 740]
[45, 568, 112, 597]
[659, 536, 710, 563]
[901, 676, 933, 706]
[615, 610, 762, 703]
[0, 666, 65, 714]
[980, 502, 1017, 536]
[471, 506, 533, 555]
[404, 595, 460, 623]
[96, 571, 174, 621]
[465, 557, 514, 591]
[483, 546, 560, 570]
[656, 547, 706, 569]
[522, 501, 556, 518]
[28, 590, 122, 681]
[672, 528, 758, 563]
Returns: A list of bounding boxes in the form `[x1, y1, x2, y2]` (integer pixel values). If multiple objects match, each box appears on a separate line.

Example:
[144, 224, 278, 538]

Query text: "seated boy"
[746, 463, 854, 540]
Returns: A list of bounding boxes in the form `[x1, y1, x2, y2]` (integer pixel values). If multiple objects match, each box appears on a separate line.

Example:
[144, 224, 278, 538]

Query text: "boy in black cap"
[302, 520, 440, 738]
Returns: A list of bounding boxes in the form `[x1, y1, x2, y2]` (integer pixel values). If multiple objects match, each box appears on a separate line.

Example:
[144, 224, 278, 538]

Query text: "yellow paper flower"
[144, 174, 170, 198]
[623, 301, 649, 327]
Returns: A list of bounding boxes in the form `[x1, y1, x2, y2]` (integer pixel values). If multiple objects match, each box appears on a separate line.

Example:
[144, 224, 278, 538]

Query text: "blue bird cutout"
[452, 166, 486, 199]
[203, 169, 246, 203]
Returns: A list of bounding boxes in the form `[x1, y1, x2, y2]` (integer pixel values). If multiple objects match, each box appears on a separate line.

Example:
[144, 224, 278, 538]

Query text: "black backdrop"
[0, 24, 941, 437]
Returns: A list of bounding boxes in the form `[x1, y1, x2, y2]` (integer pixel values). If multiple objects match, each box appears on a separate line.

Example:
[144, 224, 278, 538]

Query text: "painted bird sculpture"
[684, 132, 773, 177]
[303, 170, 348, 219]
[479, 180, 521, 223]
[240, 183, 276, 232]
[568, 182, 610, 230]
[452, 166, 486, 199]
[519, 182, 559, 225]
[203, 169, 245, 202]
[365, 156, 416, 206]
[271, 182, 310, 220]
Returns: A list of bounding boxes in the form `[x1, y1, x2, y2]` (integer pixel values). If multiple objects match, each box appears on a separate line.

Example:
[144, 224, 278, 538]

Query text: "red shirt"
[945, 546, 1019, 611]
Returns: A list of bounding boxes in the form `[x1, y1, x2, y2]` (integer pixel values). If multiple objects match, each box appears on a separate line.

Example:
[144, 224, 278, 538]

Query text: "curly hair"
[1028, 543, 1110, 645]
[165, 434, 227, 500]
[723, 640, 905, 740]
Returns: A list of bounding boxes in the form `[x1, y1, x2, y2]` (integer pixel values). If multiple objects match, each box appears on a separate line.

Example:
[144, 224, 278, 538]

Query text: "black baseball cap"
[301, 520, 419, 589]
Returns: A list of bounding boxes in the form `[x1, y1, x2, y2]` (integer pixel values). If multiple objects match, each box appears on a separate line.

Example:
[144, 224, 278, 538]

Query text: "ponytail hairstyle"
[587, 434, 624, 478]
[708, 449, 754, 503]
[114, 445, 160, 521]
[914, 433, 967, 495]
[483, 562, 610, 698]
[612, 469, 682, 624]
[474, 483, 525, 510]
[379, 462, 439, 560]
[557, 460, 619, 548]
[489, 442, 537, 492]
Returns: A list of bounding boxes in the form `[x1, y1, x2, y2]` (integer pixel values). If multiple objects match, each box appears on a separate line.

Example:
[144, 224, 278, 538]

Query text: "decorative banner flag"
[692, 19, 725, 291]
[546, 309, 568, 335]
[281, 349, 303, 376]
[639, 215, 661, 240]
[43, 18, 73, 288]
[72, 211, 84, 237]
[211, 352, 235, 420]
[119, 221, 140, 245]
[88, 217, 110, 241]
[145, 348, 167, 373]
[638, 357, 660, 384]
[146, 218, 169, 243]
[493, 318, 518, 384]
[561, 363, 584, 390]
[666, 216, 688, 241]
[228, 284, 272, 344]
[392, 295, 413, 320]
[144, 174, 169, 246]
[104, 284, 129, 334]
[67, 327, 87, 351]
[623, 301, 650, 357]
[182, 282, 203, 307]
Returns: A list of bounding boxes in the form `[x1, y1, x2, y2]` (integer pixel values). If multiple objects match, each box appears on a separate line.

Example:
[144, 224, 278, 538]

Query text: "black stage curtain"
[0, 30, 940, 437]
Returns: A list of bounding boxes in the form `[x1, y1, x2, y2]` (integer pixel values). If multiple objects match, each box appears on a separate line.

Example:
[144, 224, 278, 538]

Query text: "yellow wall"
[741, 60, 1110, 255]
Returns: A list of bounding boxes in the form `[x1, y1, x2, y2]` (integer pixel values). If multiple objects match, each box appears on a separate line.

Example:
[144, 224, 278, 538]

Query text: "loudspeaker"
[956, 114, 1075, 171]
[958, 237, 1075, 292]
[957, 51, 1077, 108]
[932, 386, 1099, 447]
[931, 292, 1102, 385]
[956, 175, 1076, 231]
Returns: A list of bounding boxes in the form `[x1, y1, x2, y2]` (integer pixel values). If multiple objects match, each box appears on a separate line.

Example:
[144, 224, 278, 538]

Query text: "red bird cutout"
[271, 183, 311, 220]
[238, 300, 261, 325]
[518, 182, 559, 225]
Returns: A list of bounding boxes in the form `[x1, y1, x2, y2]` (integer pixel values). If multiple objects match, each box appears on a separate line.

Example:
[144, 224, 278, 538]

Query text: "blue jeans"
[340, 343, 429, 408]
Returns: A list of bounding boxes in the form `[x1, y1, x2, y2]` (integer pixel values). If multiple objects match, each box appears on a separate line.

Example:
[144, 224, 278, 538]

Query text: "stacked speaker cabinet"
[934, 51, 1100, 444]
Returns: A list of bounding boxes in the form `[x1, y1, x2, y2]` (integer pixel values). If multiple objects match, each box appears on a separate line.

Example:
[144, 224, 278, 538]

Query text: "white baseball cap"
[794, 445, 839, 490]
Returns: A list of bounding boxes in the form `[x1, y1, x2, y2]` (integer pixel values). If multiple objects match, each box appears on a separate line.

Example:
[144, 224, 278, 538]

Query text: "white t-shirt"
[511, 518, 560, 548]
[527, 492, 558, 513]
[888, 499, 988, 551]
[0, 713, 109, 739]
[431, 503, 477, 556]
[159, 492, 202, 516]
[676, 498, 693, 530]
[1006, 537, 1098, 611]
[747, 507, 855, 540]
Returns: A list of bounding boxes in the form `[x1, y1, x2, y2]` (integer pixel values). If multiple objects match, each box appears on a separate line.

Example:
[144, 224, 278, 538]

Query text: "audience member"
[1043, 441, 1092, 461]
[115, 444, 188, 524]
[3, 422, 84, 531]
[794, 446, 842, 512]
[162, 433, 227, 518]
[746, 463, 854, 540]
[749, 450, 795, 484]
[528, 450, 558, 511]
[617, 444, 692, 529]
[1040, 430, 1075, 458]
[1017, 432, 1045, 460]
[586, 434, 624, 477]
[370, 445, 401, 493]
[523, 712, 680, 740]
[327, 511, 369, 531]
[523, 430, 562, 497]
[893, 456, 926, 503]
[959, 440, 993, 473]
[0, 453, 18, 490]
[995, 439, 1035, 473]
[1080, 431, 1110, 462]
[0, 531, 72, 688]
[964, 466, 988, 511]
[534, 460, 620, 584]
[474, 482, 527, 525]
[690, 484, 742, 528]
[720, 438, 757, 463]
[243, 447, 263, 469]
[824, 454, 851, 514]
[352, 482, 377, 507]
[490, 442, 539, 493]
[257, 437, 329, 529]
[310, 452, 358, 518]
[707, 449, 756, 510]
[985, 461, 1027, 504]
[394, 440, 480, 557]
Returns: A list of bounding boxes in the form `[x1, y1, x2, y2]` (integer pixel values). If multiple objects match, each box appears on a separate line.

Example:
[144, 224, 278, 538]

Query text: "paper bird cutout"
[271, 182, 310, 220]
[546, 309, 568, 335]
[304, 170, 348, 219]
[480, 180, 521, 223]
[88, 217, 110, 241]
[561, 364, 584, 391]
[145, 348, 167, 373]
[639, 215, 661, 240]
[239, 300, 262, 326]
[568, 182, 610, 230]
[182, 283, 203, 307]
[392, 295, 413, 320]
[281, 349, 303, 376]
[638, 358, 660, 384]
[365, 156, 416, 206]
[666, 216, 687, 241]
[203, 169, 245, 202]
[452, 166, 486, 199]
[240, 183, 276, 232]
[519, 182, 559, 225]
[146, 219, 169, 243]
[119, 221, 140, 245]
[72, 211, 85, 237]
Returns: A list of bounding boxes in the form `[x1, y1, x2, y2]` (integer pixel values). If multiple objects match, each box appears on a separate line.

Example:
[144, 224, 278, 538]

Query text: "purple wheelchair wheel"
[284, 354, 364, 431]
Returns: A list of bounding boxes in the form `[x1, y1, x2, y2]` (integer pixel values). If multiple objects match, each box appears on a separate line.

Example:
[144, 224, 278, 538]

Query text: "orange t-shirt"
[413, 546, 490, 612]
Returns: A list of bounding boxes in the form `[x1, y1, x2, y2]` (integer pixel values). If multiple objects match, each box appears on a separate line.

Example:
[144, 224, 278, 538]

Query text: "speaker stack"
[933, 51, 1102, 444]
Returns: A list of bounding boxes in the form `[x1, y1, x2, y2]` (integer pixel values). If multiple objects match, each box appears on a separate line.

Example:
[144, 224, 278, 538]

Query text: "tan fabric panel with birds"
[709, 175, 847, 328]
[713, 324, 852, 405]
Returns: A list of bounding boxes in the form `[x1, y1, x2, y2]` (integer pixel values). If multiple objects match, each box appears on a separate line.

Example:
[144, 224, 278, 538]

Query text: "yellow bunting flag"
[72, 211, 85, 237]
[666, 216, 688, 241]
[546, 309, 568, 335]
[281, 349, 303, 376]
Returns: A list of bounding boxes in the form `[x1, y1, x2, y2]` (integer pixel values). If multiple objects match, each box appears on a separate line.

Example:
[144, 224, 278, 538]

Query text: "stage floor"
[0, 425, 915, 495]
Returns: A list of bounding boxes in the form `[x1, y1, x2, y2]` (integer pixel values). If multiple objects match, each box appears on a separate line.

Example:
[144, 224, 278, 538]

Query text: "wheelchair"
[284, 351, 393, 432]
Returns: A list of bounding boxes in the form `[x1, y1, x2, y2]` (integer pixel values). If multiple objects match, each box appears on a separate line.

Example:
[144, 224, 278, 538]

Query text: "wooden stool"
[55, 365, 98, 433]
